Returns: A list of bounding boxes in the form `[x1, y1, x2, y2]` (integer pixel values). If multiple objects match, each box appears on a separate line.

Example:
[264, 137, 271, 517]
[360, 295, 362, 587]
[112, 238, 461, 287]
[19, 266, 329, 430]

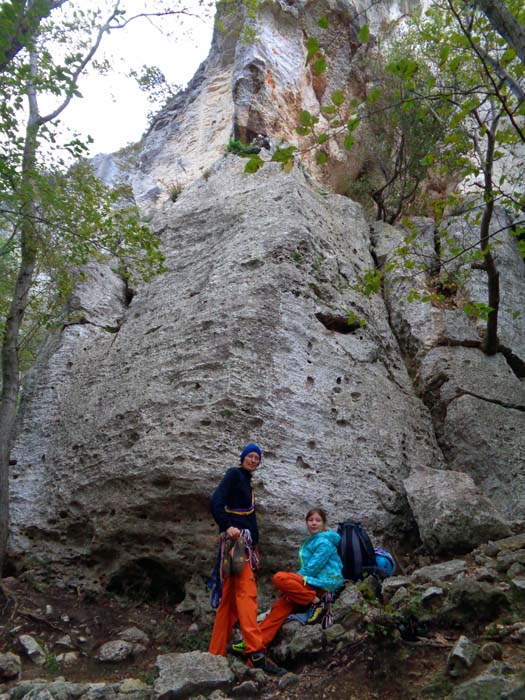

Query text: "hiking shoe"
[227, 640, 247, 656]
[248, 652, 287, 676]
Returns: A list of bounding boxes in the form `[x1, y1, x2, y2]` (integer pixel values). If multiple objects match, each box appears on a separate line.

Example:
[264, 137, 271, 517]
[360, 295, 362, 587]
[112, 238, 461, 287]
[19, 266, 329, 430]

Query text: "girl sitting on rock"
[231, 507, 344, 656]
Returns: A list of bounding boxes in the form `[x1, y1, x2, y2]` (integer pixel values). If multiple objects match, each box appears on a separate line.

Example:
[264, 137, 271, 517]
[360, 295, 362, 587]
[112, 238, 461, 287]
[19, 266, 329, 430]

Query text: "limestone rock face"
[10, 158, 443, 585]
[8, 0, 525, 587]
[418, 347, 525, 521]
[374, 208, 525, 543]
[132, 0, 421, 205]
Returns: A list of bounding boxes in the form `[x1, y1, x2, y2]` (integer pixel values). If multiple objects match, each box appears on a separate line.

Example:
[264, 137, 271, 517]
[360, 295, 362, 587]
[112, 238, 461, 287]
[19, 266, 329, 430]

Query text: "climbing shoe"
[230, 536, 246, 575]
[227, 640, 247, 656]
[306, 600, 324, 624]
[247, 652, 287, 676]
[221, 535, 246, 578]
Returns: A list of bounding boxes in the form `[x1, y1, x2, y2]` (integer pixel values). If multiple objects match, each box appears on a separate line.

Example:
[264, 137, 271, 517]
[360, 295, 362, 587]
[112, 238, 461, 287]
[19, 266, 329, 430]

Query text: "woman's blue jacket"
[297, 530, 344, 591]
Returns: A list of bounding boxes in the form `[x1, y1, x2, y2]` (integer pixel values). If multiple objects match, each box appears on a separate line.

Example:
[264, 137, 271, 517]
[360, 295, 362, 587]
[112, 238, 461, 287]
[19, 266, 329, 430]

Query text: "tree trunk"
[0, 53, 40, 573]
[0, 244, 37, 571]
[479, 113, 500, 355]
[472, 0, 525, 68]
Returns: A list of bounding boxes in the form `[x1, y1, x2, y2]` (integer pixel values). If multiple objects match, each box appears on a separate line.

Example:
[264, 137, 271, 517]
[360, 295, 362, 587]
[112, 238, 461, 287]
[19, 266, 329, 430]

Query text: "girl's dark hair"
[305, 508, 328, 524]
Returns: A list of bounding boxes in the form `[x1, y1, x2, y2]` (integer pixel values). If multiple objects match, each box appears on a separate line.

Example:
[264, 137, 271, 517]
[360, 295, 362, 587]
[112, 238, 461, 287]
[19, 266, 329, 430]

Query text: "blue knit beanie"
[240, 443, 262, 463]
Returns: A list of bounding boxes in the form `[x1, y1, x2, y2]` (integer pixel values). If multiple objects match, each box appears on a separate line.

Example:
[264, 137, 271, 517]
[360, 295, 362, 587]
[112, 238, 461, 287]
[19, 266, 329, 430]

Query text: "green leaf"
[331, 90, 345, 106]
[449, 55, 461, 71]
[313, 57, 327, 75]
[347, 117, 360, 132]
[282, 158, 294, 173]
[315, 150, 328, 165]
[244, 155, 264, 173]
[299, 110, 313, 126]
[317, 133, 330, 144]
[343, 135, 354, 150]
[318, 16, 329, 29]
[360, 269, 382, 296]
[296, 126, 311, 136]
[271, 146, 297, 163]
[358, 24, 369, 43]
[305, 37, 319, 63]
[367, 85, 381, 105]
[439, 44, 450, 65]
[321, 104, 337, 115]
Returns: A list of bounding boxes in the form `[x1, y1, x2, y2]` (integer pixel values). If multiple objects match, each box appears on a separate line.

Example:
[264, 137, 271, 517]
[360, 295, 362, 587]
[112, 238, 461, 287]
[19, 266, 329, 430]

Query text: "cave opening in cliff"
[315, 311, 362, 334]
[107, 558, 185, 604]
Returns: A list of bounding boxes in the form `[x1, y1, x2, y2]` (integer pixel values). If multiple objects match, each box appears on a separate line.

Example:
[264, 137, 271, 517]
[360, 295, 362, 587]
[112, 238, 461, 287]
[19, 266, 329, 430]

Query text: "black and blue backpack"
[337, 520, 395, 582]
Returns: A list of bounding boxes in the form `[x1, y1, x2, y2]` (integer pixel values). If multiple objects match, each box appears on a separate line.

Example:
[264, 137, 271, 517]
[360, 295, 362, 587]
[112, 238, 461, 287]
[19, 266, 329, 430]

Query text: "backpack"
[337, 520, 378, 581]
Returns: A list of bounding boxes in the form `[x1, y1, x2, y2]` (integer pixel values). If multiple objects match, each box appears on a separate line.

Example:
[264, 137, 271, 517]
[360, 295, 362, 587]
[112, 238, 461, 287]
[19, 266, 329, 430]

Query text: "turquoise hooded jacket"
[297, 529, 344, 591]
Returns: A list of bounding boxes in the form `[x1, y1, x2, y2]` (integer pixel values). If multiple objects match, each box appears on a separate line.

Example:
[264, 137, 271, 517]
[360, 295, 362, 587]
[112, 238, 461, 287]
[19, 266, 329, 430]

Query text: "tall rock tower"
[9, 0, 524, 598]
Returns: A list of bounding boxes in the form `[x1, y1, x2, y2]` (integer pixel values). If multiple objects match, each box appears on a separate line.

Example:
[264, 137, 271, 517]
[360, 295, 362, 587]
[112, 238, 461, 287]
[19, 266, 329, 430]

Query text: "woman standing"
[208, 443, 285, 675]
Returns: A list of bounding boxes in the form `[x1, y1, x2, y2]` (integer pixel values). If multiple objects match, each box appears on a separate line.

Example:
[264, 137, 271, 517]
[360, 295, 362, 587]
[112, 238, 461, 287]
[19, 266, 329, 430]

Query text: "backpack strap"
[350, 527, 363, 576]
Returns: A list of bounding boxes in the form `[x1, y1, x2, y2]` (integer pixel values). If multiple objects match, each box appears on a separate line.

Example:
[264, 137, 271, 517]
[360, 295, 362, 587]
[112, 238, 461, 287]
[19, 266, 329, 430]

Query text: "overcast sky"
[62, 2, 215, 157]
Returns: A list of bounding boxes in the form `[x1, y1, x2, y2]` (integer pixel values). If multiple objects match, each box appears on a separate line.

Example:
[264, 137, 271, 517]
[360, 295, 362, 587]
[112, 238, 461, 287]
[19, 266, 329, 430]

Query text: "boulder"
[447, 660, 525, 700]
[446, 635, 479, 677]
[118, 628, 150, 646]
[412, 560, 468, 583]
[404, 467, 511, 553]
[0, 652, 21, 680]
[417, 346, 525, 522]
[18, 635, 46, 666]
[154, 651, 234, 700]
[96, 640, 135, 663]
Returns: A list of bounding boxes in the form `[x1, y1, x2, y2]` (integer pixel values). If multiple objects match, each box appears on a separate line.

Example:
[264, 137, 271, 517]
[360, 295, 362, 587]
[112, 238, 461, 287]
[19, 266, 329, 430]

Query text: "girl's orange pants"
[258, 571, 317, 651]
[208, 560, 263, 656]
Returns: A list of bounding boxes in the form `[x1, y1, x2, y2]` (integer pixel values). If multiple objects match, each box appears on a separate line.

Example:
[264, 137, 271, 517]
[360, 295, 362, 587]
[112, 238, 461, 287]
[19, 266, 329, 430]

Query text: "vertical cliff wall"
[8, 0, 525, 590]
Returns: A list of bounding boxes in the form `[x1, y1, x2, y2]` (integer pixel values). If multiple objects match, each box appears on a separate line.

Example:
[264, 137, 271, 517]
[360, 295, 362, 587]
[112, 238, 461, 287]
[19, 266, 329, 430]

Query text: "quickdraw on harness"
[207, 538, 225, 610]
[321, 591, 333, 630]
[207, 529, 259, 609]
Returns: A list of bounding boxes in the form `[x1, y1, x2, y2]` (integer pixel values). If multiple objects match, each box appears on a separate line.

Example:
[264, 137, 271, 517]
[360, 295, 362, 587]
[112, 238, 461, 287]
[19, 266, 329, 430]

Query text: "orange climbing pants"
[258, 572, 317, 651]
[208, 560, 264, 656]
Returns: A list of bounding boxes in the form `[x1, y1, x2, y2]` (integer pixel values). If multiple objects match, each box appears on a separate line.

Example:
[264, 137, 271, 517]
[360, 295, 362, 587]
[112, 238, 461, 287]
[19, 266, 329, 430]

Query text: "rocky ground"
[1, 535, 525, 700]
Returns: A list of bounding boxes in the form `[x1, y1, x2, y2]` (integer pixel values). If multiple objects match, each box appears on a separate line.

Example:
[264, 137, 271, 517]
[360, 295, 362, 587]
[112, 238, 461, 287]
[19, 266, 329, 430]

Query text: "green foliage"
[244, 154, 264, 173]
[291, 250, 302, 263]
[358, 24, 370, 44]
[215, 0, 261, 45]
[128, 65, 180, 122]
[46, 652, 58, 674]
[226, 138, 260, 156]
[0, 2, 171, 393]
[346, 309, 366, 328]
[305, 37, 320, 63]
[463, 301, 494, 321]
[271, 145, 297, 173]
[139, 666, 159, 686]
[164, 179, 183, 202]
[357, 269, 382, 296]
